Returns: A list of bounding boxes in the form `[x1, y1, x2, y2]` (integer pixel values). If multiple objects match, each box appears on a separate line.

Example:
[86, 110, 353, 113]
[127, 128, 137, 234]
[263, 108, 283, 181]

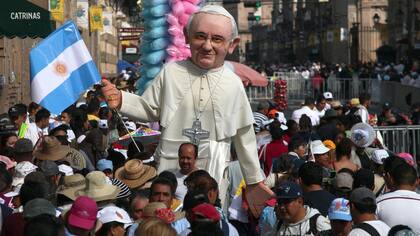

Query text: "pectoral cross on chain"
[182, 120, 210, 145]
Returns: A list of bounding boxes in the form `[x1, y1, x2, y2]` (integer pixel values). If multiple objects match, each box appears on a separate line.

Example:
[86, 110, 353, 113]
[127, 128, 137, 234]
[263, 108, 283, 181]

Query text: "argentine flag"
[30, 20, 100, 114]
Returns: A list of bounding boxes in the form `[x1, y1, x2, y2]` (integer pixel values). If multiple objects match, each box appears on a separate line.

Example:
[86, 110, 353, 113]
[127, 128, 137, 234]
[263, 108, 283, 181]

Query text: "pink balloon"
[172, 1, 185, 17]
[179, 13, 190, 26]
[166, 13, 180, 27]
[183, 0, 201, 5]
[168, 26, 183, 36]
[182, 1, 198, 14]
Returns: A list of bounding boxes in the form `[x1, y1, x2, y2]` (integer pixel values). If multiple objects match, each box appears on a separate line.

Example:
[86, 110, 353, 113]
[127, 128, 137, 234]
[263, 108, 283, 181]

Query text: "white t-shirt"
[24, 123, 48, 146]
[174, 170, 188, 201]
[348, 220, 390, 236]
[376, 190, 420, 234]
[291, 106, 320, 126]
[313, 108, 325, 119]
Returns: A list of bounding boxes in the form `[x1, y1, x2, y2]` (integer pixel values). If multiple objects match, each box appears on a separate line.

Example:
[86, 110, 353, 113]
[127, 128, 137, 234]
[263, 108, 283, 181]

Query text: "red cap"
[68, 196, 98, 230]
[191, 203, 221, 222]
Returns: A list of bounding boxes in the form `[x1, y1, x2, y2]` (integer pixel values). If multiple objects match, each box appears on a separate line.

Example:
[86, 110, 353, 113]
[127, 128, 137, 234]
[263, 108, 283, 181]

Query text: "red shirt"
[2, 212, 24, 236]
[259, 139, 288, 175]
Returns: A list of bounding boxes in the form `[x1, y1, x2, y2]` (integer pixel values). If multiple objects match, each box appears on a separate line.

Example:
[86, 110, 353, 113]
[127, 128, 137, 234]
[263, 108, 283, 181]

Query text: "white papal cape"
[120, 60, 264, 185]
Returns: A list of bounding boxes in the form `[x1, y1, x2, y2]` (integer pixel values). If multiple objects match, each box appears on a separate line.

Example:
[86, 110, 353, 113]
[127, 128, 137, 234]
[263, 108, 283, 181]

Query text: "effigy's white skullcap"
[187, 4, 238, 39]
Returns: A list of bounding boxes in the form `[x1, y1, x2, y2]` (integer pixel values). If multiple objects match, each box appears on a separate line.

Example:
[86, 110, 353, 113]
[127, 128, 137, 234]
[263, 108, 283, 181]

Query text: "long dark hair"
[96, 221, 124, 236]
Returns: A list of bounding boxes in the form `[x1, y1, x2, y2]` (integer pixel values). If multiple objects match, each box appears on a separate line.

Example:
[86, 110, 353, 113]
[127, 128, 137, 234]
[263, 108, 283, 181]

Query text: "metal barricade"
[374, 125, 420, 160]
[246, 80, 274, 101]
[324, 78, 375, 101]
[246, 74, 378, 102]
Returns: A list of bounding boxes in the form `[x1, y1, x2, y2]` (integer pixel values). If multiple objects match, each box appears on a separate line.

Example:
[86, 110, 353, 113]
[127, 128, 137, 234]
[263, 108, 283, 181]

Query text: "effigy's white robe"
[120, 60, 263, 185]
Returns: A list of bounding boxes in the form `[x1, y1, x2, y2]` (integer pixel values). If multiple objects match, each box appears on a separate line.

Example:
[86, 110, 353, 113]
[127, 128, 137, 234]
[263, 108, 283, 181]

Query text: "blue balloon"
[144, 17, 168, 28]
[150, 4, 170, 17]
[143, 26, 169, 39]
[145, 65, 162, 78]
[143, 0, 169, 7]
[136, 76, 156, 95]
[140, 9, 152, 18]
[150, 37, 170, 51]
[141, 50, 167, 65]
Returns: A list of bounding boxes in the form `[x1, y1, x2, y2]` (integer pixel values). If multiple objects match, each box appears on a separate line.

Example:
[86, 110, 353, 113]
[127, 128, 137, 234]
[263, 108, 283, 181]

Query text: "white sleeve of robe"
[233, 125, 265, 185]
[119, 75, 162, 122]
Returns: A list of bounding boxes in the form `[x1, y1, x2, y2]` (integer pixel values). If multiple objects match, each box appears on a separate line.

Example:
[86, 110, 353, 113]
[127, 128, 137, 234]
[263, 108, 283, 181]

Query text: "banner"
[326, 30, 334, 43]
[76, 0, 89, 29]
[102, 12, 113, 34]
[340, 28, 348, 41]
[49, 0, 64, 22]
[89, 6, 103, 32]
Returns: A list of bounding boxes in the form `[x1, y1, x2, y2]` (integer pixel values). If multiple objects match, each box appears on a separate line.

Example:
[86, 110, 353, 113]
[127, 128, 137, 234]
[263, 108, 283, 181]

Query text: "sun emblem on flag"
[53, 61, 68, 77]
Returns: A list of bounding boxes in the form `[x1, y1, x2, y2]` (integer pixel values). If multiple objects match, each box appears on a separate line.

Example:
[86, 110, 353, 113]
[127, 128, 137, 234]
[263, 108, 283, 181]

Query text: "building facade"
[248, 0, 389, 64]
[0, 0, 136, 113]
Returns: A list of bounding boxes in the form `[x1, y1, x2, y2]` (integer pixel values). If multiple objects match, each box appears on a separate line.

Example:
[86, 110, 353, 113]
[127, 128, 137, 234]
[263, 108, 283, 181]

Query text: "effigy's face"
[188, 13, 236, 69]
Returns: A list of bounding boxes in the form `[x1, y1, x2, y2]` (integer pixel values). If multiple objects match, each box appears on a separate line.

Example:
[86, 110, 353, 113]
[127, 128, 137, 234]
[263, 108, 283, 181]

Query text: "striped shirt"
[253, 112, 268, 133]
[111, 178, 131, 199]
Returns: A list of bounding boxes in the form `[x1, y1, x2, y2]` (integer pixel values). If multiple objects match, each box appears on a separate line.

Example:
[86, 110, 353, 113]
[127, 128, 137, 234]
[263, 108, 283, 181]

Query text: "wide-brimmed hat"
[75, 171, 120, 202]
[350, 123, 376, 148]
[115, 159, 157, 189]
[57, 174, 86, 200]
[33, 136, 70, 161]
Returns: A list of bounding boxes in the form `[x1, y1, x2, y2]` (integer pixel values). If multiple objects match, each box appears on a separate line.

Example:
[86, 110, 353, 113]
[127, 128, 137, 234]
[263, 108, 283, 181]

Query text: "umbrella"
[225, 61, 268, 87]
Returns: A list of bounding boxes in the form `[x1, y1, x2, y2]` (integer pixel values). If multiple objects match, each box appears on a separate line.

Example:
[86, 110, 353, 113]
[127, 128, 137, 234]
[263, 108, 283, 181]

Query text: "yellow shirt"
[87, 114, 100, 121]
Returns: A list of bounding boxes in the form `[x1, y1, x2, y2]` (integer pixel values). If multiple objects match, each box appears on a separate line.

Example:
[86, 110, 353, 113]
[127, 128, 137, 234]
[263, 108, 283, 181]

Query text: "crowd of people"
[252, 90, 420, 235]
[0, 86, 417, 236]
[0, 3, 419, 236]
[254, 61, 420, 88]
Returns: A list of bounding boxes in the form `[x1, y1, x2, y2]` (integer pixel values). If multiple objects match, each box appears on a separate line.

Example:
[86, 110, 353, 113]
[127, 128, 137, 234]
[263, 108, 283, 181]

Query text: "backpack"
[277, 213, 321, 235]
[353, 222, 380, 236]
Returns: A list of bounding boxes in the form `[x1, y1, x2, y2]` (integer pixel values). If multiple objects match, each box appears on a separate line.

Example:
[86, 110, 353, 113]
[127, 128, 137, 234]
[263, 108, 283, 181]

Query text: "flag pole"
[112, 108, 143, 155]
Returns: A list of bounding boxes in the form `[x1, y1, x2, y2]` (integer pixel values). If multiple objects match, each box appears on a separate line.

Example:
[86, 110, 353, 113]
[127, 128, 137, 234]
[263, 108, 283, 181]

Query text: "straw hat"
[115, 159, 157, 189]
[33, 136, 70, 161]
[57, 174, 87, 200]
[142, 202, 167, 218]
[142, 202, 182, 223]
[75, 171, 120, 202]
[350, 123, 376, 148]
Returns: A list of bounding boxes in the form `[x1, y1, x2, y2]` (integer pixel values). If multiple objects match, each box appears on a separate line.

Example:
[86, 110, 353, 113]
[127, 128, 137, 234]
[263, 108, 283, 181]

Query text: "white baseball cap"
[372, 149, 389, 165]
[124, 121, 137, 131]
[323, 92, 333, 99]
[98, 119, 108, 129]
[12, 161, 38, 187]
[311, 140, 330, 155]
[97, 206, 133, 228]
[58, 164, 74, 176]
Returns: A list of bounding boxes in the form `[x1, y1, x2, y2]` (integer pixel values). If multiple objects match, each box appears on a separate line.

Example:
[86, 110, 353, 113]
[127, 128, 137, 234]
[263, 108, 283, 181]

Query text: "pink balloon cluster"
[166, 0, 200, 62]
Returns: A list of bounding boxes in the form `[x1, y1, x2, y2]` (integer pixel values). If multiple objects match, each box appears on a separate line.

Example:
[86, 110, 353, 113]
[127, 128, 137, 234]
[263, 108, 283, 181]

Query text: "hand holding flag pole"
[101, 79, 143, 154]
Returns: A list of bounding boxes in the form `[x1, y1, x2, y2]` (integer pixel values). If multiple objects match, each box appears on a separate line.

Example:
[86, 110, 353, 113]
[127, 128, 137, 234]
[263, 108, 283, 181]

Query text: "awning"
[117, 60, 137, 73]
[226, 61, 268, 87]
[0, 0, 54, 38]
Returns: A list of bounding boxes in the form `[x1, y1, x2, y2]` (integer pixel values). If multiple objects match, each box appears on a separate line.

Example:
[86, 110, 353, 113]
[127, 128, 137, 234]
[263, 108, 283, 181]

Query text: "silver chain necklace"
[182, 67, 225, 145]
